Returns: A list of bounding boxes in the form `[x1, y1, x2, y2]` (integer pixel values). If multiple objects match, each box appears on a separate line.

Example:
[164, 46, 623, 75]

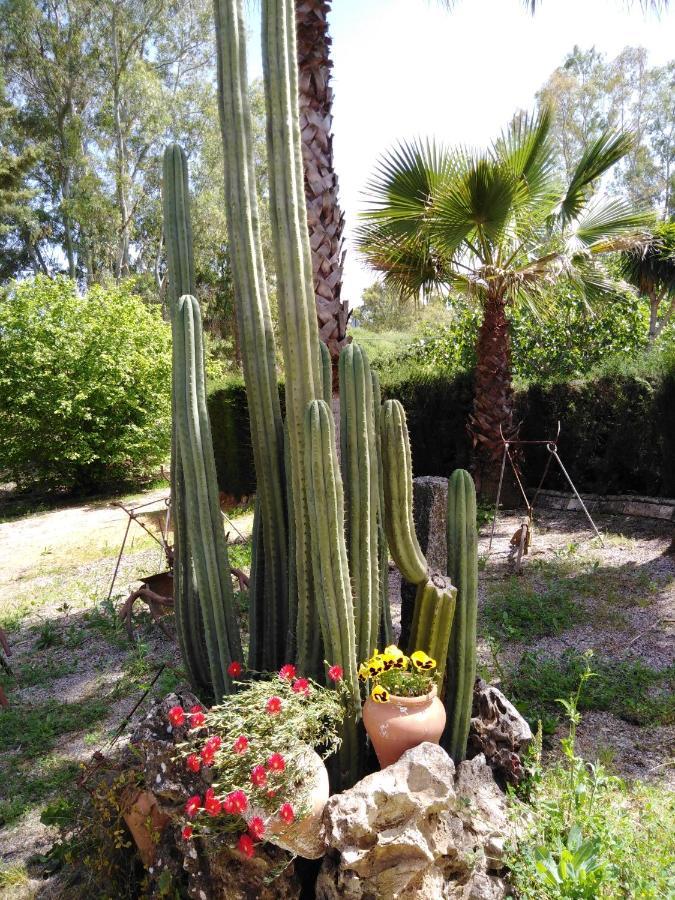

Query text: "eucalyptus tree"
[357, 110, 652, 494]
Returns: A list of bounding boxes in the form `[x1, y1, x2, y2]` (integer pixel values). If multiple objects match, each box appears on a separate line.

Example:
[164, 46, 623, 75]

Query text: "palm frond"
[494, 107, 557, 212]
[355, 222, 445, 298]
[566, 196, 653, 253]
[618, 222, 675, 297]
[558, 131, 634, 223]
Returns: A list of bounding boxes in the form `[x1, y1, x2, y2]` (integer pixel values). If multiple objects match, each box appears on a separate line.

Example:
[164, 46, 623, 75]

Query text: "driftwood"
[468, 678, 533, 785]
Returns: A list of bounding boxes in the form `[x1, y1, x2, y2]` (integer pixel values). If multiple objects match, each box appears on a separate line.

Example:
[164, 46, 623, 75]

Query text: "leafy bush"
[0, 276, 171, 492]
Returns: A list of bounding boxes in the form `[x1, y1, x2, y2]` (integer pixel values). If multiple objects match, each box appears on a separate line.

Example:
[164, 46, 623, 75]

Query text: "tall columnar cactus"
[409, 576, 456, 684]
[173, 293, 243, 699]
[443, 469, 478, 763]
[340, 344, 381, 665]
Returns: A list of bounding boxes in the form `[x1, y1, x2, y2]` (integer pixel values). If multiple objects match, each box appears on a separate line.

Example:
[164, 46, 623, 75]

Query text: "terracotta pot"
[121, 789, 170, 867]
[363, 685, 446, 769]
[245, 748, 329, 859]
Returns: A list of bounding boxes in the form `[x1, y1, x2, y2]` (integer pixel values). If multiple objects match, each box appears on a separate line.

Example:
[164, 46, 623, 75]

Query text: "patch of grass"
[0, 602, 32, 633]
[510, 650, 675, 727]
[228, 539, 252, 571]
[0, 657, 77, 691]
[34, 619, 62, 649]
[0, 865, 28, 888]
[0, 695, 111, 758]
[0, 757, 81, 828]
[483, 576, 585, 641]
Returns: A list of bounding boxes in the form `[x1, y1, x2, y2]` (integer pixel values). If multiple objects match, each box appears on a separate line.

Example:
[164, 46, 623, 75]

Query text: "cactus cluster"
[162, 0, 479, 773]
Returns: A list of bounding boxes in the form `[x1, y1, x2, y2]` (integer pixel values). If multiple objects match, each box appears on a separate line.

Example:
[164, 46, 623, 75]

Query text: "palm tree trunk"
[295, 0, 350, 389]
[469, 294, 516, 499]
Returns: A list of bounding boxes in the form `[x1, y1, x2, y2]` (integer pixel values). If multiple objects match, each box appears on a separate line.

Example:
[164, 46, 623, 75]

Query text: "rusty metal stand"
[487, 422, 603, 564]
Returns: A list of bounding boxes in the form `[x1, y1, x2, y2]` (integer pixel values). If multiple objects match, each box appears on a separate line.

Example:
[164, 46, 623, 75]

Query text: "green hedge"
[207, 368, 675, 501]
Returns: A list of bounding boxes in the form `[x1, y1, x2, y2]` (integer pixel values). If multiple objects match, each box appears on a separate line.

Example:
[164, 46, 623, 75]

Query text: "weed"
[228, 539, 252, 571]
[0, 865, 28, 888]
[0, 657, 77, 690]
[34, 619, 62, 649]
[506, 660, 675, 899]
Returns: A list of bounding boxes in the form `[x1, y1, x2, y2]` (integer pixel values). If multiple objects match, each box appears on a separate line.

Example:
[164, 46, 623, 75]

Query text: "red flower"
[266, 789, 277, 798]
[266, 752, 285, 772]
[237, 833, 255, 858]
[248, 816, 266, 840]
[186, 754, 201, 773]
[201, 735, 222, 766]
[204, 790, 222, 816]
[233, 735, 249, 754]
[189, 705, 206, 728]
[226, 790, 248, 814]
[265, 696, 282, 714]
[250, 764, 267, 788]
[182, 825, 193, 840]
[278, 663, 297, 680]
[227, 661, 243, 678]
[168, 705, 185, 727]
[278, 802, 295, 825]
[200, 746, 214, 767]
[291, 678, 310, 697]
[205, 735, 222, 752]
[328, 664, 344, 682]
[185, 795, 201, 817]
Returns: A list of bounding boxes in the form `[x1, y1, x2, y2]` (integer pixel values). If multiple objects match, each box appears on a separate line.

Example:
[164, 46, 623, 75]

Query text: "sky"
[245, 0, 675, 305]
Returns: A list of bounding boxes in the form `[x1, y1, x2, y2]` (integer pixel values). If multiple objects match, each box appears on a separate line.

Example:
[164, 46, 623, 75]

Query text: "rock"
[316, 742, 510, 900]
[468, 679, 533, 786]
[400, 477, 448, 646]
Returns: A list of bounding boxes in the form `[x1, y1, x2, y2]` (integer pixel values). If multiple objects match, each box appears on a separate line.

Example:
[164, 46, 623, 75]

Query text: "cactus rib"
[408, 574, 457, 685]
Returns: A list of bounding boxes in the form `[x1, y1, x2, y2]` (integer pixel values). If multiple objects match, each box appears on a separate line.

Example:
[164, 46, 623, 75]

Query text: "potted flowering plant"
[360, 645, 446, 768]
[169, 662, 344, 860]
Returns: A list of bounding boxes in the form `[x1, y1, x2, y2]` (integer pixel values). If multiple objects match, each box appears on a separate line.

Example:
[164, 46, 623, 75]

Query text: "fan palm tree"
[619, 221, 675, 342]
[357, 109, 653, 495]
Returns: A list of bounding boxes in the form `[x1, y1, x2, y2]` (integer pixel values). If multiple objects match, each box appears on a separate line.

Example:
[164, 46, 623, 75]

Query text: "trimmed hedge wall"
[207, 369, 675, 501]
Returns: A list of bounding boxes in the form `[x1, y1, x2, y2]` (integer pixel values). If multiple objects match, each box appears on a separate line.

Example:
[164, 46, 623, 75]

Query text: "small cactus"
[408, 575, 456, 685]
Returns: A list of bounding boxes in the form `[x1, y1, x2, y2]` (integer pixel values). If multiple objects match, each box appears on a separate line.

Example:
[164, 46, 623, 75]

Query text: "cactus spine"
[340, 344, 380, 664]
[443, 469, 478, 763]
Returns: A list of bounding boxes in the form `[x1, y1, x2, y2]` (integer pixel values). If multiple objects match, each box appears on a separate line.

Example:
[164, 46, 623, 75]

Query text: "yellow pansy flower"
[410, 650, 436, 671]
[358, 663, 370, 682]
[367, 655, 385, 677]
[371, 685, 390, 703]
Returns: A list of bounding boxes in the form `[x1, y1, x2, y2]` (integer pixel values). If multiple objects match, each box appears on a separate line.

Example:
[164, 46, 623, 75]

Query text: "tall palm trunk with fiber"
[296, 0, 350, 388]
[469, 294, 515, 498]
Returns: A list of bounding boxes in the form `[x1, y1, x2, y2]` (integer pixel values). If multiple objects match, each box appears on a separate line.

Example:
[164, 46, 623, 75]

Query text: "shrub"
[0, 276, 171, 492]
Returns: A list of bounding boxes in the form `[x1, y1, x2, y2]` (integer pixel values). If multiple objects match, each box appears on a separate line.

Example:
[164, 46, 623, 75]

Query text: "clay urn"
[362, 685, 446, 769]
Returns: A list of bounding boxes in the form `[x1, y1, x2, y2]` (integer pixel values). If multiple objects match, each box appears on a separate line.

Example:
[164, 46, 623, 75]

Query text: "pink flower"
[278, 802, 295, 825]
[189, 705, 206, 728]
[182, 825, 193, 840]
[233, 735, 249, 754]
[185, 795, 201, 817]
[250, 764, 267, 788]
[278, 663, 297, 680]
[248, 816, 266, 840]
[237, 833, 255, 858]
[204, 788, 222, 817]
[266, 752, 285, 773]
[168, 705, 185, 727]
[186, 754, 201, 773]
[227, 661, 243, 677]
[265, 696, 282, 714]
[328, 664, 343, 682]
[226, 790, 248, 815]
[291, 678, 310, 697]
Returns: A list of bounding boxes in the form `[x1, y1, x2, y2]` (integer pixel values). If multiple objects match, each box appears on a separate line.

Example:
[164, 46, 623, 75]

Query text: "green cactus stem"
[408, 574, 456, 685]
[162, 145, 210, 695]
[174, 293, 243, 699]
[213, 0, 288, 670]
[371, 372, 393, 648]
[381, 399, 428, 585]
[340, 344, 380, 664]
[443, 468, 478, 763]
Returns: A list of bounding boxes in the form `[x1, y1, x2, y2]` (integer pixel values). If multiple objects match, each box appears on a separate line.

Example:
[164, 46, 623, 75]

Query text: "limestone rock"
[400, 476, 449, 646]
[316, 742, 510, 899]
[468, 679, 533, 786]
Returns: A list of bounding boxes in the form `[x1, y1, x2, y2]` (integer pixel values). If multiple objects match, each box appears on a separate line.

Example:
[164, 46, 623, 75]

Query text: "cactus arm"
[381, 399, 428, 584]
[213, 0, 289, 670]
[372, 372, 393, 648]
[408, 575, 456, 685]
[340, 345, 380, 664]
[443, 468, 478, 763]
[319, 340, 332, 405]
